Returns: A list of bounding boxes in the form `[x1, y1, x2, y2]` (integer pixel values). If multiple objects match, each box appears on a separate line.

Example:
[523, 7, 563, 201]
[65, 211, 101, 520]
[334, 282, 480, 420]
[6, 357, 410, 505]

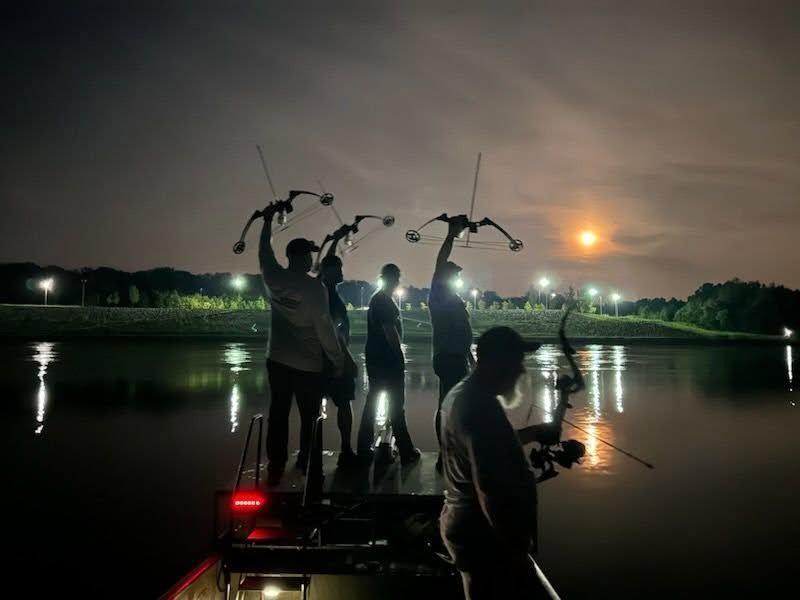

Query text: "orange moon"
[580, 230, 598, 247]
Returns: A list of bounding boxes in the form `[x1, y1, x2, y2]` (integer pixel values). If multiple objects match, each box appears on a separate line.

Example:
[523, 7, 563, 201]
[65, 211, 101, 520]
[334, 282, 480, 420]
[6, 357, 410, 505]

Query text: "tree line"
[1, 263, 796, 335]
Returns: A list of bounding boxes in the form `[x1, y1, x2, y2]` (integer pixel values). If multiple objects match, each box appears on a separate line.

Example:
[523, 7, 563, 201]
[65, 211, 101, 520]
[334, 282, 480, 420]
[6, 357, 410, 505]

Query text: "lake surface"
[4, 339, 798, 598]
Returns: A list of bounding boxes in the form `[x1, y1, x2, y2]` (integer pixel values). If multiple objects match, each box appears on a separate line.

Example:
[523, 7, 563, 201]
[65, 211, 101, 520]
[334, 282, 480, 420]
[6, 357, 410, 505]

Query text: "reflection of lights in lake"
[788, 345, 794, 396]
[587, 346, 601, 421]
[613, 345, 625, 413]
[223, 343, 250, 433]
[375, 391, 388, 428]
[585, 423, 599, 467]
[230, 383, 240, 433]
[32, 342, 57, 435]
[223, 343, 250, 373]
[542, 386, 553, 423]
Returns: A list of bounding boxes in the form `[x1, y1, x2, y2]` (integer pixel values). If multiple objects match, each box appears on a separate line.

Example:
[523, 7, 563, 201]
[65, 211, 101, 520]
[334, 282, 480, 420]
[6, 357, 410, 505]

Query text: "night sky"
[2, 1, 799, 297]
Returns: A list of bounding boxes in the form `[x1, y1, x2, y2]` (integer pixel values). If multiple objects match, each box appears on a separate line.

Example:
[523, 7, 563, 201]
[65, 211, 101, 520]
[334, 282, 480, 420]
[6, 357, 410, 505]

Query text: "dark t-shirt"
[365, 291, 403, 371]
[429, 273, 473, 359]
[327, 285, 350, 346]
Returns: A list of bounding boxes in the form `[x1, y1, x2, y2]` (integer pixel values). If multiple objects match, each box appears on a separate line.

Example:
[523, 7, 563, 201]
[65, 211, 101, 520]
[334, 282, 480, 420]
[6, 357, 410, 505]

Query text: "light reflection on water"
[31, 342, 57, 435]
[223, 343, 252, 433]
[8, 339, 800, 598]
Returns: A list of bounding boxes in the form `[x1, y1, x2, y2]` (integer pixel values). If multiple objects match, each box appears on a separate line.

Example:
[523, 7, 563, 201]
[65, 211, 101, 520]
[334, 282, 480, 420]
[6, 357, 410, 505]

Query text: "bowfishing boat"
[161, 412, 459, 600]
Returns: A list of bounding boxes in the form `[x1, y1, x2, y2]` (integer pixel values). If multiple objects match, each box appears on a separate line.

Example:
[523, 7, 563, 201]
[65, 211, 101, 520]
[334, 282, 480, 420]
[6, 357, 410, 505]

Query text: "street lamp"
[394, 287, 405, 314]
[454, 276, 464, 290]
[231, 275, 246, 291]
[538, 277, 550, 308]
[785, 327, 794, 339]
[39, 278, 54, 306]
[588, 287, 602, 314]
[81, 279, 87, 307]
[611, 293, 621, 317]
[471, 288, 479, 310]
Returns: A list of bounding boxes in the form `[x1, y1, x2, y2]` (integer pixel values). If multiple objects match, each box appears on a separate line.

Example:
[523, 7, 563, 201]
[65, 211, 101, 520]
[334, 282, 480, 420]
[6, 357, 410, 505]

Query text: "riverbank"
[1, 304, 790, 344]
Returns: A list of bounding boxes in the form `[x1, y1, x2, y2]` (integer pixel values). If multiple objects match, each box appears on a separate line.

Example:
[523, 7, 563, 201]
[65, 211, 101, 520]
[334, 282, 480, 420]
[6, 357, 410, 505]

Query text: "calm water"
[5, 339, 799, 598]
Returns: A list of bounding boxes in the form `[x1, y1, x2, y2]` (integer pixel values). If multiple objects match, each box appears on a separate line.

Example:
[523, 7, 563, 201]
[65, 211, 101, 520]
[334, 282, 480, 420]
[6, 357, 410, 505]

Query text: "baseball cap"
[285, 238, 320, 257]
[476, 326, 541, 362]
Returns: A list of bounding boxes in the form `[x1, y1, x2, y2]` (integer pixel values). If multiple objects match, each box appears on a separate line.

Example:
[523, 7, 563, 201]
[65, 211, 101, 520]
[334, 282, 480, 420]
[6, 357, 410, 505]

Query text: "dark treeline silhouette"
[0, 262, 378, 309]
[2, 264, 797, 335]
[674, 279, 800, 334]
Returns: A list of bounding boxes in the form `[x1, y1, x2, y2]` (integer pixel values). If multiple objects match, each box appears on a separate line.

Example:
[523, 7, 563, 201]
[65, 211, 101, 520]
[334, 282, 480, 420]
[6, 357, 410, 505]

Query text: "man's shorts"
[324, 375, 356, 408]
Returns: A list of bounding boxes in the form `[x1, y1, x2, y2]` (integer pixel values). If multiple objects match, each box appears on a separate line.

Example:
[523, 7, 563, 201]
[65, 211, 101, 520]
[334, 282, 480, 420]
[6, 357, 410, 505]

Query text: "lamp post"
[538, 277, 550, 309]
[395, 288, 405, 315]
[611, 293, 621, 317]
[588, 288, 598, 314]
[231, 275, 246, 292]
[81, 279, 87, 307]
[471, 288, 479, 310]
[39, 278, 54, 306]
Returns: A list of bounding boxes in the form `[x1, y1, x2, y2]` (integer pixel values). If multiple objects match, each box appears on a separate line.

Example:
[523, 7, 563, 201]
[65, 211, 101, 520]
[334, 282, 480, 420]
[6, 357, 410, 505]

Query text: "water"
[4, 340, 799, 598]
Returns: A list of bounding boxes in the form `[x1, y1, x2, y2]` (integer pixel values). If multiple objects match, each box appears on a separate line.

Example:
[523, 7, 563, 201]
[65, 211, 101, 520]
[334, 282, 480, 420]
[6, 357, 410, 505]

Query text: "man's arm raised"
[258, 202, 282, 279]
[434, 215, 470, 273]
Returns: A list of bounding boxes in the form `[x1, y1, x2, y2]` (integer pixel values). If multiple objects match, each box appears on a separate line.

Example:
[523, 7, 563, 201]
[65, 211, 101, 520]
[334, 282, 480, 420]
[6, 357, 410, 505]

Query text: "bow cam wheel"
[405, 230, 421, 243]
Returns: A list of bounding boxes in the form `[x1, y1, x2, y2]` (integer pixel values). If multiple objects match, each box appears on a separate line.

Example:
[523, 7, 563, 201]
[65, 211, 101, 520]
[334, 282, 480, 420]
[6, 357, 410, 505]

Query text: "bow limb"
[478, 217, 525, 252]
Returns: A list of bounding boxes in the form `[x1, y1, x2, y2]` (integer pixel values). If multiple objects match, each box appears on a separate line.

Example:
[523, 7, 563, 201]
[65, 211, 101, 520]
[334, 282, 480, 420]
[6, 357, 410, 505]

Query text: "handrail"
[233, 413, 264, 492]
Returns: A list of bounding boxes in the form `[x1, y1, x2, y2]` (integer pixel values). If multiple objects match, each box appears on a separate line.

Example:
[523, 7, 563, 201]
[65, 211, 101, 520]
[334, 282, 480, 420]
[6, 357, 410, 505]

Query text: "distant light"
[580, 231, 597, 247]
[785, 327, 794, 339]
[588, 288, 598, 297]
[231, 275, 246, 290]
[263, 586, 281, 598]
[471, 288, 479, 298]
[611, 293, 621, 302]
[453, 277, 464, 290]
[538, 277, 550, 288]
[376, 277, 385, 290]
[551, 292, 556, 298]
[39, 278, 54, 292]
[395, 288, 405, 299]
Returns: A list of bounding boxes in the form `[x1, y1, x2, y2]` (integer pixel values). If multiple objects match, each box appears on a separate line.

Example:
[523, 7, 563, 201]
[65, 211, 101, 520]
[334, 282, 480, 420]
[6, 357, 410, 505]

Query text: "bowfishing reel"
[530, 439, 586, 483]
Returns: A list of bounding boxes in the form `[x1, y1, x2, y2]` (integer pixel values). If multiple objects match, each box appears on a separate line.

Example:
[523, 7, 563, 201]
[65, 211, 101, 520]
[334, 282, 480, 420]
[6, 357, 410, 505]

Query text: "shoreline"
[1, 304, 792, 346]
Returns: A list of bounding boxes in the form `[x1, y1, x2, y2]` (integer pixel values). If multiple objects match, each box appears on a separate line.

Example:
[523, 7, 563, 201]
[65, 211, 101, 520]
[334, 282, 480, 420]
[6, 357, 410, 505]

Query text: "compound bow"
[314, 214, 395, 268]
[232, 189, 335, 255]
[405, 213, 524, 252]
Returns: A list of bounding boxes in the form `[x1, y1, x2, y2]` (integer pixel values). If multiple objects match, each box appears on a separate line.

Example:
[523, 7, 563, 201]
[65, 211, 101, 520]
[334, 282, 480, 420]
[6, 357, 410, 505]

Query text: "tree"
[106, 291, 120, 306]
[128, 285, 140, 306]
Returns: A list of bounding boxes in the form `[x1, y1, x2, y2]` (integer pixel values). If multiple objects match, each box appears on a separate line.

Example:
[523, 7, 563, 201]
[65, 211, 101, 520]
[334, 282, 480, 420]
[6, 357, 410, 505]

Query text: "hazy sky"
[2, 1, 798, 297]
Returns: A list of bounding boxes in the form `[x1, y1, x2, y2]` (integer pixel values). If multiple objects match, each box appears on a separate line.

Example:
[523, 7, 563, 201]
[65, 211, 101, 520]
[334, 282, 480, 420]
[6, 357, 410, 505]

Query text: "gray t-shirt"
[429, 274, 472, 359]
[439, 375, 538, 555]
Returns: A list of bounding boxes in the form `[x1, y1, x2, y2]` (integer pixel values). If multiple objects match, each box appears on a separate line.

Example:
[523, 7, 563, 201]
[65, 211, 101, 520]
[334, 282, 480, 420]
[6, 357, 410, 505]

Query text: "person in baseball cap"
[439, 326, 556, 600]
[258, 202, 344, 486]
[429, 215, 474, 473]
[285, 238, 320, 274]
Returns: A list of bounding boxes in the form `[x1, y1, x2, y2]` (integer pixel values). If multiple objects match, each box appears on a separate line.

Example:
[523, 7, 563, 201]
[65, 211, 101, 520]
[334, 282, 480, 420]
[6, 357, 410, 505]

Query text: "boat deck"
[241, 450, 444, 500]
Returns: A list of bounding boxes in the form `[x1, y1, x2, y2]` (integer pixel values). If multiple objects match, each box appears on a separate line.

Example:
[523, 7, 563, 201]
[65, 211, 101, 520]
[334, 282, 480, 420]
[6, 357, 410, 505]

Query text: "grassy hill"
[0, 304, 786, 344]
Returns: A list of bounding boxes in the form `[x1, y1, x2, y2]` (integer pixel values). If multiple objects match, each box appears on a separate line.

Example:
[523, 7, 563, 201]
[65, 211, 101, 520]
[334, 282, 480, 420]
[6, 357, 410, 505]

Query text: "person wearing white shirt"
[258, 202, 345, 485]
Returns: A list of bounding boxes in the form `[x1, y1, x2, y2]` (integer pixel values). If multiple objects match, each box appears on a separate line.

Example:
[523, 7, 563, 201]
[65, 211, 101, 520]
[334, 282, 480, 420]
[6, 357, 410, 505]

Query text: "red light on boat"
[231, 490, 266, 513]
